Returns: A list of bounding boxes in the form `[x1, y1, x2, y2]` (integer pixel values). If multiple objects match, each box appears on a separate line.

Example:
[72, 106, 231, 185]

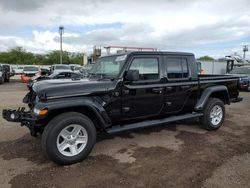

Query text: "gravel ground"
[0, 79, 249, 188]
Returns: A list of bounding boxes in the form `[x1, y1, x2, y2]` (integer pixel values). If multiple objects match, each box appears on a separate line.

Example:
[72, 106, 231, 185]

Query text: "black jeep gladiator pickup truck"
[2, 51, 242, 165]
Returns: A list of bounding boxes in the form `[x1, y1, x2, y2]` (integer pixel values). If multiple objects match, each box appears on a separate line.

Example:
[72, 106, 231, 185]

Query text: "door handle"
[166, 86, 173, 91]
[152, 87, 164, 93]
[180, 85, 191, 89]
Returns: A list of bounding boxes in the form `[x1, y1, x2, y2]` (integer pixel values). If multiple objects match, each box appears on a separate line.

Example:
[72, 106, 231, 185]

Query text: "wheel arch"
[195, 85, 229, 111]
[39, 99, 112, 130]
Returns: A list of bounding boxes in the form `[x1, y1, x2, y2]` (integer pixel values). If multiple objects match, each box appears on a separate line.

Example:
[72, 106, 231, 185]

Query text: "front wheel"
[42, 112, 96, 165]
[200, 98, 225, 130]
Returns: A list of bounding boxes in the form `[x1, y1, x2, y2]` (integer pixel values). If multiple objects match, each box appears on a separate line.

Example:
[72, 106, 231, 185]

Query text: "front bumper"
[2, 107, 36, 125]
[2, 108, 43, 136]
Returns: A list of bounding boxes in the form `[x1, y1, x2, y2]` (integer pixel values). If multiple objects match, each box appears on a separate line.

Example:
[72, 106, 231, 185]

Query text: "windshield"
[89, 55, 127, 78]
[54, 65, 70, 70]
[230, 67, 250, 75]
[48, 72, 59, 78]
[74, 66, 81, 71]
[23, 66, 39, 71]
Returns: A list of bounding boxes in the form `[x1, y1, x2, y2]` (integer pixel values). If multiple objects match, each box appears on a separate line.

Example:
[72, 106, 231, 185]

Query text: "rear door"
[122, 55, 165, 120]
[163, 56, 197, 113]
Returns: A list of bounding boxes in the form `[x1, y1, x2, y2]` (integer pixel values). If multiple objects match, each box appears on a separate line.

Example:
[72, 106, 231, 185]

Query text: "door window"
[167, 57, 189, 79]
[129, 58, 159, 80]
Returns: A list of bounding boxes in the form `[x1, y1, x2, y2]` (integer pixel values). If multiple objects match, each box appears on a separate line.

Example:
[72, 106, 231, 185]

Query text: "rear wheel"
[42, 112, 96, 165]
[200, 98, 225, 130]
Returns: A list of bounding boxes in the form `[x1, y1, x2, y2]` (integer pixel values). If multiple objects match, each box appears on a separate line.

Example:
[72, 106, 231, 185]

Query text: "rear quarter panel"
[199, 75, 239, 99]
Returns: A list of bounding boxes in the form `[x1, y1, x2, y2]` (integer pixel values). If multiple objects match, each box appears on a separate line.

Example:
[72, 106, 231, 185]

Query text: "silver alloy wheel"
[209, 105, 223, 126]
[56, 124, 88, 157]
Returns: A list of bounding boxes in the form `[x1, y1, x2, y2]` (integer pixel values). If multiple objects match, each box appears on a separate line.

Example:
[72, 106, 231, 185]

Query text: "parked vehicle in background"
[1, 64, 11, 82]
[13, 65, 24, 75]
[28, 71, 82, 87]
[41, 65, 51, 70]
[0, 64, 4, 84]
[79, 64, 93, 77]
[229, 66, 250, 91]
[73, 65, 82, 73]
[21, 65, 39, 83]
[40, 67, 51, 76]
[69, 64, 81, 71]
[51, 64, 71, 74]
[11, 65, 18, 71]
[9, 65, 15, 77]
[22, 65, 39, 76]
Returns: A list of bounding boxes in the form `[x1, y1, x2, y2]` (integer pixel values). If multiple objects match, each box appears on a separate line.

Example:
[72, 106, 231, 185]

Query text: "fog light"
[11, 113, 16, 120]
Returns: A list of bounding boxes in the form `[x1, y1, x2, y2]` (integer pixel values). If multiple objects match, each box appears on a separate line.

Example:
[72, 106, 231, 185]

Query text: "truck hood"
[32, 78, 117, 100]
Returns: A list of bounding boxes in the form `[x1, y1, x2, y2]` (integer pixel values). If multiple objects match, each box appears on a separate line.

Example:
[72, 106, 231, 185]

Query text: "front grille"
[23, 90, 37, 108]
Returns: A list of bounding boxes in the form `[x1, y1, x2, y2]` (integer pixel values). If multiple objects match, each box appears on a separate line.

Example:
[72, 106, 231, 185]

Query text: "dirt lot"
[0, 79, 249, 188]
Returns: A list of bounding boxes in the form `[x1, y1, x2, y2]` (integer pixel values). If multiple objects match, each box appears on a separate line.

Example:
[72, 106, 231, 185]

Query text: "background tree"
[197, 56, 215, 61]
[0, 47, 36, 65]
[0, 47, 84, 65]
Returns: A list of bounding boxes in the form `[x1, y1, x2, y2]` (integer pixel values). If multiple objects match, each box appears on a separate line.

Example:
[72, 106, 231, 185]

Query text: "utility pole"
[59, 26, 64, 64]
[243, 45, 249, 59]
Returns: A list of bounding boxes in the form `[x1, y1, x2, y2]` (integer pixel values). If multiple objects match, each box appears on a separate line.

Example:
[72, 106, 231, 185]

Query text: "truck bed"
[198, 74, 240, 99]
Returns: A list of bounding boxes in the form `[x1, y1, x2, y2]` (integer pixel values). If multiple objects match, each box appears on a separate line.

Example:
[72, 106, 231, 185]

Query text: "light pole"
[243, 45, 249, 59]
[59, 26, 64, 64]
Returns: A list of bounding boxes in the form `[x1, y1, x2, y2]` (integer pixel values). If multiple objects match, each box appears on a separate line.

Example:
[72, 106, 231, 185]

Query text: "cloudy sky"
[0, 0, 249, 58]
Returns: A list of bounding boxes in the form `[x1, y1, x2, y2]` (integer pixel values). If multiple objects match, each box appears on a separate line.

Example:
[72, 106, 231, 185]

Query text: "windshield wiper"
[88, 73, 103, 78]
[88, 73, 115, 80]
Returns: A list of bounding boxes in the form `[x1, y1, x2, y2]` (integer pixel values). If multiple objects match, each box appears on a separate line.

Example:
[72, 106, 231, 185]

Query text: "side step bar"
[106, 112, 203, 134]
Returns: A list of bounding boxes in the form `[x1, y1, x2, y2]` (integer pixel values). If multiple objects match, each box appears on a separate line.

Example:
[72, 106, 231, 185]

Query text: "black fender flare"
[35, 98, 112, 128]
[195, 85, 230, 111]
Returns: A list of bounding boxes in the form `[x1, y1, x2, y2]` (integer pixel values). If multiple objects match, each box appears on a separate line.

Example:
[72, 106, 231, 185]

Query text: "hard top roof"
[101, 51, 194, 58]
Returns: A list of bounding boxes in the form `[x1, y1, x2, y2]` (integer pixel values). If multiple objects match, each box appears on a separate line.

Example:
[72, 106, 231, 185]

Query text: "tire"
[4, 76, 10, 82]
[0, 77, 3, 84]
[42, 112, 96, 165]
[200, 98, 225, 130]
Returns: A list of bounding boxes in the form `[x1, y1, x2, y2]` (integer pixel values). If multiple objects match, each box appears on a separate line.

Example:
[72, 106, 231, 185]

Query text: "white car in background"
[51, 64, 72, 74]
[14, 65, 24, 75]
[22, 65, 39, 77]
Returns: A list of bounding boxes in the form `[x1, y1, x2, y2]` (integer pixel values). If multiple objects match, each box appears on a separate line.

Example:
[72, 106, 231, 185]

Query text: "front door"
[122, 56, 165, 120]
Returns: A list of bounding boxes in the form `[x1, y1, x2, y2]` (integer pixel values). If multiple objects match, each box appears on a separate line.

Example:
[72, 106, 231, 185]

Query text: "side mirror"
[125, 70, 139, 82]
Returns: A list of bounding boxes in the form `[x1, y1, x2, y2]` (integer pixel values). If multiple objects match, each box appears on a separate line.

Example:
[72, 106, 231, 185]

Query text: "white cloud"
[0, 0, 249, 58]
